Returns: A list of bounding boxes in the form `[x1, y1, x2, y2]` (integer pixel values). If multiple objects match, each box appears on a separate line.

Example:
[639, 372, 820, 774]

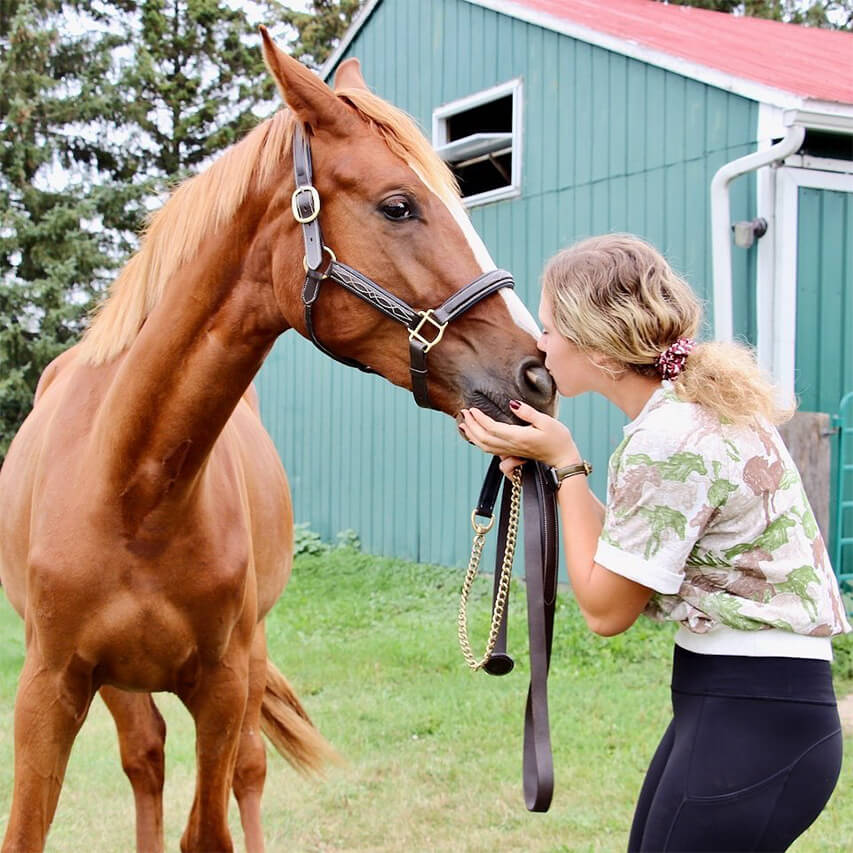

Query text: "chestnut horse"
[0, 29, 553, 853]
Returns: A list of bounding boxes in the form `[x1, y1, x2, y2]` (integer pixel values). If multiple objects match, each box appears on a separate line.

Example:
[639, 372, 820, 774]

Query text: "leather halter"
[292, 123, 515, 408]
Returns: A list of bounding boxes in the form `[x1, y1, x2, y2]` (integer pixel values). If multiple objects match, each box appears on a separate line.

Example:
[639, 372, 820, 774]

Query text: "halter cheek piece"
[292, 123, 515, 408]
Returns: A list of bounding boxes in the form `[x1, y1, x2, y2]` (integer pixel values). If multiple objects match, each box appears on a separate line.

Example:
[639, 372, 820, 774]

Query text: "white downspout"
[710, 124, 806, 341]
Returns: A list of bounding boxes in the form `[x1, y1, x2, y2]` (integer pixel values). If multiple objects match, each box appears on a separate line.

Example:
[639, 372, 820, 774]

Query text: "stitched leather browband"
[292, 123, 515, 408]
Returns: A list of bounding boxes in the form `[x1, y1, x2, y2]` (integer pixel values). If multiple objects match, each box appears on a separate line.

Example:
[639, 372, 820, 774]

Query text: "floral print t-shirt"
[593, 383, 851, 653]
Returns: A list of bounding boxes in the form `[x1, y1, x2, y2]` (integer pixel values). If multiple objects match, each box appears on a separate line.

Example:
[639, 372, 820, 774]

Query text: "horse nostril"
[518, 358, 555, 407]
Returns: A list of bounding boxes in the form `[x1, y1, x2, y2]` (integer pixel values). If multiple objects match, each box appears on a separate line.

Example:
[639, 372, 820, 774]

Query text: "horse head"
[259, 30, 554, 423]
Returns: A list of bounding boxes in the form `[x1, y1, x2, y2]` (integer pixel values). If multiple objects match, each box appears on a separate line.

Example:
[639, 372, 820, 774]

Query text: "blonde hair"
[542, 234, 792, 426]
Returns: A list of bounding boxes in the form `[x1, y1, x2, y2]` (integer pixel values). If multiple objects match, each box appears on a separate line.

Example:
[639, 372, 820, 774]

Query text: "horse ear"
[333, 58, 368, 92]
[259, 26, 353, 133]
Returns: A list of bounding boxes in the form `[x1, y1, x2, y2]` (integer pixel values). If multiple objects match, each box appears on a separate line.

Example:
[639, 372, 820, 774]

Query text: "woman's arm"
[460, 403, 653, 635]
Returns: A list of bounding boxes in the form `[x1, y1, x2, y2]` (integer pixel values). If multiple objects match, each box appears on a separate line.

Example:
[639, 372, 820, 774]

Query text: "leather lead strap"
[483, 477, 515, 676]
[478, 457, 558, 812]
[521, 461, 557, 812]
[475, 455, 504, 518]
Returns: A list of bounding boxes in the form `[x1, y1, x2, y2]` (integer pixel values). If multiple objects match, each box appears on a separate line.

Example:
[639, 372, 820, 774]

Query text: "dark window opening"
[799, 130, 853, 161]
[441, 92, 516, 201]
[453, 151, 512, 198]
[447, 95, 513, 142]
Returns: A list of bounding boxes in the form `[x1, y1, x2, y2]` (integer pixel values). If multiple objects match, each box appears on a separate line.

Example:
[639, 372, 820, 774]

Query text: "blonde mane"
[79, 90, 460, 366]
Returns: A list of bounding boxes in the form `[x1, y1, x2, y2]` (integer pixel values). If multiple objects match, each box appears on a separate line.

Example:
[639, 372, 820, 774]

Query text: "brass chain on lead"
[457, 467, 522, 670]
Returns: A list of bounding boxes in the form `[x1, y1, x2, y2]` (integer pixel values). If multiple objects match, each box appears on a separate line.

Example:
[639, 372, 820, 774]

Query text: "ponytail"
[543, 234, 793, 426]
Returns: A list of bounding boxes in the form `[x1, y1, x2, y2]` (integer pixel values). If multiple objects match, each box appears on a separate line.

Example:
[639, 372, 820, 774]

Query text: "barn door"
[788, 172, 853, 577]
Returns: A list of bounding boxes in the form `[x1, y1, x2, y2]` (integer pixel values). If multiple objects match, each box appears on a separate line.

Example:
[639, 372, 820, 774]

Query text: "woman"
[460, 234, 850, 852]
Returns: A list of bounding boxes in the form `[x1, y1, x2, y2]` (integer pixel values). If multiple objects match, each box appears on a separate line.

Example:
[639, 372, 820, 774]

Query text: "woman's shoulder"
[628, 387, 725, 451]
[622, 391, 782, 482]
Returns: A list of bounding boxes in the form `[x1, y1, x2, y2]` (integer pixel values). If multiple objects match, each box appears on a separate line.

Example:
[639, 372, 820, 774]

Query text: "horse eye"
[381, 196, 414, 221]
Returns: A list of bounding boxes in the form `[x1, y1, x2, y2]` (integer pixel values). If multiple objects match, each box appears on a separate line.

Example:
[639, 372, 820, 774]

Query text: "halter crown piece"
[655, 337, 695, 380]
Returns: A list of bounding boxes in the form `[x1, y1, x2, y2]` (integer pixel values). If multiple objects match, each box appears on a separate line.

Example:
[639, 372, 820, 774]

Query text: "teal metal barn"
[256, 0, 853, 578]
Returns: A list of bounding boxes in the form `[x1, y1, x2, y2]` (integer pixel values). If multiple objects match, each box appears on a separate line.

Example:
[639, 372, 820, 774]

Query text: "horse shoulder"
[33, 344, 81, 404]
[224, 401, 292, 615]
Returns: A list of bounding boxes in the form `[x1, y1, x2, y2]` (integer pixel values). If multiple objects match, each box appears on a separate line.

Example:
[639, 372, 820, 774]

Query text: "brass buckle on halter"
[291, 185, 320, 224]
[409, 310, 448, 353]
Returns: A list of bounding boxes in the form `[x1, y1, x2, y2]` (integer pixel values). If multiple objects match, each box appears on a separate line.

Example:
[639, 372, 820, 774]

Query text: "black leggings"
[628, 646, 843, 852]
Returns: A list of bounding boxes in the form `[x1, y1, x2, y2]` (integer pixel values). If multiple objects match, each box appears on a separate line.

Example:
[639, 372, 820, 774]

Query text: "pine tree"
[0, 0, 123, 458]
[280, 0, 363, 69]
[0, 0, 286, 462]
[113, 0, 286, 181]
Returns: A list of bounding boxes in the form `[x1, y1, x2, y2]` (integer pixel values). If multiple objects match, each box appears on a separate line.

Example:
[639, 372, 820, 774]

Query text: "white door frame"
[767, 167, 853, 402]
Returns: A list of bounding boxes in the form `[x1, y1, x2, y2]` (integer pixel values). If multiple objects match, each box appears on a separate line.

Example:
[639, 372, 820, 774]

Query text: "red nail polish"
[509, 399, 521, 410]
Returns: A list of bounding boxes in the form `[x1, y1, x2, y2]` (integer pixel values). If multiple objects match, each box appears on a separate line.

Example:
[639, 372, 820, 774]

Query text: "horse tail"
[260, 658, 340, 775]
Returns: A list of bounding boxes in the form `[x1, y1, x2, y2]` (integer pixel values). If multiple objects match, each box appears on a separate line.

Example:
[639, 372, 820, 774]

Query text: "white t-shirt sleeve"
[595, 429, 712, 595]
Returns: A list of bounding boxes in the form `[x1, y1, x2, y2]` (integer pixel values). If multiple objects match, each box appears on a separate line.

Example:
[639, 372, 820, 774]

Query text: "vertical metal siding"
[257, 0, 760, 566]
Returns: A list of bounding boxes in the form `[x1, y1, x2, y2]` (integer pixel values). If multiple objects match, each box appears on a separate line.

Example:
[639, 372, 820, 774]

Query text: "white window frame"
[433, 78, 523, 208]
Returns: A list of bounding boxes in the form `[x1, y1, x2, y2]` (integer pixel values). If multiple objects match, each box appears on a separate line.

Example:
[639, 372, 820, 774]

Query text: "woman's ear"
[588, 352, 628, 379]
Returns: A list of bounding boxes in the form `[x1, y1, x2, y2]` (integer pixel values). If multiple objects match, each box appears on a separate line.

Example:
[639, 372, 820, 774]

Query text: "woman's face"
[537, 291, 601, 398]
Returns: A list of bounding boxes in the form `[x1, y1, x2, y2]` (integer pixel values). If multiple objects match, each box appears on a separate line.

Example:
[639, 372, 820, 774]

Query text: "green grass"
[1, 549, 852, 851]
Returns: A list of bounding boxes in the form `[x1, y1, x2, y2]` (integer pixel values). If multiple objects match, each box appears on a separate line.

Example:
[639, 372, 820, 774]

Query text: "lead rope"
[457, 467, 522, 670]
[457, 460, 558, 813]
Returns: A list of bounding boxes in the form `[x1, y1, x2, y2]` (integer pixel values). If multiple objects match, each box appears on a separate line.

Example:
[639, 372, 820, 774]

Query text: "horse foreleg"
[179, 649, 250, 853]
[233, 626, 269, 853]
[2, 652, 93, 853]
[100, 686, 166, 853]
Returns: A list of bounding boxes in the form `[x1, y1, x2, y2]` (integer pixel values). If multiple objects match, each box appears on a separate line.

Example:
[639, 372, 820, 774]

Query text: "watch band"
[547, 460, 592, 490]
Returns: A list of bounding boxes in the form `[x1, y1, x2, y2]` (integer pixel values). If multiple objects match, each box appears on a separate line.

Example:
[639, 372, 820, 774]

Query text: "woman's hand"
[459, 400, 581, 475]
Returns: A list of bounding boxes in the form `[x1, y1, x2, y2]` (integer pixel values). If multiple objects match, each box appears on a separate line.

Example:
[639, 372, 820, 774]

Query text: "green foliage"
[292, 522, 362, 556]
[833, 631, 853, 688]
[292, 522, 329, 556]
[280, 0, 363, 69]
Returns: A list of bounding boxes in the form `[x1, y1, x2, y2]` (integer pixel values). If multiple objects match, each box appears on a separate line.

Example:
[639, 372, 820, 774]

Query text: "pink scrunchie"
[655, 337, 695, 380]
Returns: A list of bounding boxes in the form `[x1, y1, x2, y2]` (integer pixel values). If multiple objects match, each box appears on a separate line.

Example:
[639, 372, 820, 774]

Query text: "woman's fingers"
[509, 398, 544, 425]
[499, 456, 525, 477]
[460, 405, 578, 469]
[459, 410, 506, 453]
[460, 407, 533, 456]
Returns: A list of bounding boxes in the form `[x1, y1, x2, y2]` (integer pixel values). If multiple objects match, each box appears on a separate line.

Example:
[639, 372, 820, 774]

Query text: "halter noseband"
[291, 123, 515, 408]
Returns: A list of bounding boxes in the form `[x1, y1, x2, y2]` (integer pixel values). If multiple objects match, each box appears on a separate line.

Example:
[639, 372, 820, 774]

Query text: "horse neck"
[93, 190, 295, 535]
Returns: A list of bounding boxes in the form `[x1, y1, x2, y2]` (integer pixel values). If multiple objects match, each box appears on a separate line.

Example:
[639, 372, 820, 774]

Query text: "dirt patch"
[839, 693, 853, 735]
